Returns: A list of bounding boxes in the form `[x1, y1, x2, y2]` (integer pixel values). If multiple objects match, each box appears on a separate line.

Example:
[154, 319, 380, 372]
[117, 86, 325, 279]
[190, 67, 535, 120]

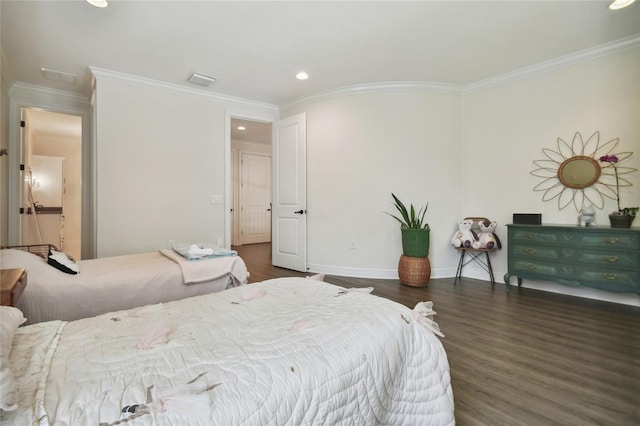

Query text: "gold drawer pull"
[603, 256, 619, 263]
[603, 273, 619, 280]
[524, 248, 537, 254]
[525, 233, 536, 239]
[603, 237, 620, 244]
[524, 263, 536, 271]
[562, 265, 574, 272]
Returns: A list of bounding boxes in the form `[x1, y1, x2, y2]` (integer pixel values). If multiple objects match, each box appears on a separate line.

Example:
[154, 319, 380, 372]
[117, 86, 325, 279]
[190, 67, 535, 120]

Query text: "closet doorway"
[20, 109, 82, 259]
[230, 118, 272, 246]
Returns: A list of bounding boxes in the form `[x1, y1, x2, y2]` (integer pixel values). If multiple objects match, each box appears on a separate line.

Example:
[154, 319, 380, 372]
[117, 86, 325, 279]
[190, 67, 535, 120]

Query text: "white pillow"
[0, 306, 26, 411]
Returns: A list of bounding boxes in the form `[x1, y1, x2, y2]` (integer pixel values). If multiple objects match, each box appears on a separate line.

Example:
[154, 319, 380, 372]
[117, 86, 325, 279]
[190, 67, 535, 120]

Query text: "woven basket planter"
[398, 255, 431, 287]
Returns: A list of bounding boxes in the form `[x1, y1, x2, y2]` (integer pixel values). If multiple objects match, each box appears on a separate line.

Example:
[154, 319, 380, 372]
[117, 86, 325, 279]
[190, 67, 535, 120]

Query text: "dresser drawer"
[509, 260, 638, 292]
[578, 269, 638, 293]
[579, 232, 638, 250]
[576, 249, 638, 270]
[510, 244, 638, 270]
[510, 243, 560, 261]
[510, 227, 638, 249]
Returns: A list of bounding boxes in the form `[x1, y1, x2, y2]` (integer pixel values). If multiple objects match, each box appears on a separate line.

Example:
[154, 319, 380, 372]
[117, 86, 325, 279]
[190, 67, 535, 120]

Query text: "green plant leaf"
[387, 193, 429, 229]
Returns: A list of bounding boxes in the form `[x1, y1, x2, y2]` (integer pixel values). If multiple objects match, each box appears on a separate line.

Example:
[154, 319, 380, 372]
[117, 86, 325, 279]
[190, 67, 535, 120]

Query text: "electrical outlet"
[350, 239, 356, 249]
[210, 195, 223, 204]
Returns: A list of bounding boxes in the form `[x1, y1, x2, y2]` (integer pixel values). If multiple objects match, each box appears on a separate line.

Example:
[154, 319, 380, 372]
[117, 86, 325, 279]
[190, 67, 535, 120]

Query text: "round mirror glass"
[557, 156, 601, 189]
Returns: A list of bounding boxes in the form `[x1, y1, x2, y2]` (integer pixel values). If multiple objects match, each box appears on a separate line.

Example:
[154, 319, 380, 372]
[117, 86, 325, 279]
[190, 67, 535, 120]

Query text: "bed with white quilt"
[0, 247, 248, 324]
[0, 277, 455, 425]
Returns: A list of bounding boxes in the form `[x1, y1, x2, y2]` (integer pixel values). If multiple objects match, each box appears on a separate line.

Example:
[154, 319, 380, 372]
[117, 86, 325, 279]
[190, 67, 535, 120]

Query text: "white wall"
[462, 47, 640, 305]
[280, 47, 639, 306]
[283, 90, 463, 278]
[93, 77, 277, 257]
[95, 79, 226, 256]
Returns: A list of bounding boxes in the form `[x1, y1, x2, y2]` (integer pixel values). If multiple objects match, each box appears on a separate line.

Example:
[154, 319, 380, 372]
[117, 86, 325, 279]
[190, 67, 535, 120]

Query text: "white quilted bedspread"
[4, 278, 454, 425]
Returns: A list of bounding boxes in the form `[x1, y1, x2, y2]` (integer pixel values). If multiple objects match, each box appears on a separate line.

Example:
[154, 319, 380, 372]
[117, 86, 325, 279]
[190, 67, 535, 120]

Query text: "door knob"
[294, 209, 306, 214]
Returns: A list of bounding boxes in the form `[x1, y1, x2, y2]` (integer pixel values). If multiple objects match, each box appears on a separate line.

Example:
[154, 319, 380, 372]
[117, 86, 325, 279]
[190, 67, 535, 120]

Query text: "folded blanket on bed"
[172, 242, 237, 260]
[160, 249, 243, 284]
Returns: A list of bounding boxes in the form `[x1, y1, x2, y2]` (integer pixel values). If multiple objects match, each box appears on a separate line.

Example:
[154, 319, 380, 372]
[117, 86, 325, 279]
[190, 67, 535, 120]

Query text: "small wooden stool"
[398, 255, 431, 287]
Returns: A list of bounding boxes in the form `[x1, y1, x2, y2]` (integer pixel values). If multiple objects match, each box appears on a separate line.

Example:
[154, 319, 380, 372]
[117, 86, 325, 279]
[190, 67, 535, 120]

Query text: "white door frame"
[224, 109, 278, 249]
[7, 83, 95, 258]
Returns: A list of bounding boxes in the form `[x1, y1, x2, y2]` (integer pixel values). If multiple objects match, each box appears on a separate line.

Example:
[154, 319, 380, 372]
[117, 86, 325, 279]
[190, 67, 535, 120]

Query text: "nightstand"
[1, 268, 27, 307]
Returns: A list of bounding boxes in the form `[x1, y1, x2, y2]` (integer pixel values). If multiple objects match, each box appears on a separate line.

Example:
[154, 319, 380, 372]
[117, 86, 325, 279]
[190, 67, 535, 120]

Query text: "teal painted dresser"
[504, 224, 640, 294]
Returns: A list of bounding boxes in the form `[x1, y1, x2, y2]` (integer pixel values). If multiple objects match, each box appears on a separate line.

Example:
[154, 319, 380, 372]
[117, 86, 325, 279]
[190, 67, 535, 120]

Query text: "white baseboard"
[307, 263, 640, 307]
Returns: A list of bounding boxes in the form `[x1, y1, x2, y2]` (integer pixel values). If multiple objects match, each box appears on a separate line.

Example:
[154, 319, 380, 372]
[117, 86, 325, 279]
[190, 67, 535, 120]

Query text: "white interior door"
[240, 152, 272, 244]
[271, 113, 307, 271]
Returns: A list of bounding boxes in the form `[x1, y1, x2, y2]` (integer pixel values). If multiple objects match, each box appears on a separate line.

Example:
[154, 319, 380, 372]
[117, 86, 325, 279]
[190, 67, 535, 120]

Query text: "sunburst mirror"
[531, 131, 636, 212]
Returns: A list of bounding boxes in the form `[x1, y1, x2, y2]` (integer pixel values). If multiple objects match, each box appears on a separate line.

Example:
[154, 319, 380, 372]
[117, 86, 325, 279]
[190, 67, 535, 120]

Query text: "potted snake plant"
[386, 193, 430, 257]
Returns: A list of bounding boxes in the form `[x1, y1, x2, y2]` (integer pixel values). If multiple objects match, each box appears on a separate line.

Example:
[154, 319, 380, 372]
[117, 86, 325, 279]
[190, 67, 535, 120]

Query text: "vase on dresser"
[609, 214, 635, 229]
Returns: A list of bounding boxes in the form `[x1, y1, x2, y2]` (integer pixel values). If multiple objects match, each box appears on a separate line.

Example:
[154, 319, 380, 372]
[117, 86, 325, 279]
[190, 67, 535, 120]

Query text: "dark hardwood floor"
[233, 243, 640, 426]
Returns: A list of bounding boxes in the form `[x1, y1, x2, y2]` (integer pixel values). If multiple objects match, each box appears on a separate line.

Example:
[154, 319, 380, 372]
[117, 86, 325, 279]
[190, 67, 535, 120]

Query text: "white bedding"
[2, 278, 455, 425]
[0, 249, 248, 324]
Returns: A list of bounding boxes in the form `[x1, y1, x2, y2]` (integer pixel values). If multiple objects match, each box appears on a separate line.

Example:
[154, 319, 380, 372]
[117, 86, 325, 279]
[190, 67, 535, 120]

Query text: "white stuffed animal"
[451, 219, 478, 249]
[578, 204, 596, 227]
[473, 220, 502, 250]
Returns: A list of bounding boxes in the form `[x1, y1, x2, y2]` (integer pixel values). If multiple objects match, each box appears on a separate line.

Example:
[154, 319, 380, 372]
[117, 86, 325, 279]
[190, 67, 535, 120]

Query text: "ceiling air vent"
[41, 68, 77, 84]
[187, 72, 216, 87]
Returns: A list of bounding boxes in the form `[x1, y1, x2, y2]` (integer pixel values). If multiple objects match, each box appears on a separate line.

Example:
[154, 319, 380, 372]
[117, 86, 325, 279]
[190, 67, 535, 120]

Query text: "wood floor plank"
[234, 243, 640, 425]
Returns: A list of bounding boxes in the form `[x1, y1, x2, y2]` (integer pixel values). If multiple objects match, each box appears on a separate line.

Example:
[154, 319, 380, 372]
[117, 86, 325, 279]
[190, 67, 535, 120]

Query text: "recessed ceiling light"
[609, 0, 636, 9]
[237, 126, 246, 131]
[87, 0, 108, 8]
[296, 71, 309, 80]
[186, 72, 216, 87]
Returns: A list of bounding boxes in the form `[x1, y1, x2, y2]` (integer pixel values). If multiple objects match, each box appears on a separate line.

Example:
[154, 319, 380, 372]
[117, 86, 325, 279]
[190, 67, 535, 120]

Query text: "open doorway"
[21, 109, 82, 259]
[230, 118, 272, 247]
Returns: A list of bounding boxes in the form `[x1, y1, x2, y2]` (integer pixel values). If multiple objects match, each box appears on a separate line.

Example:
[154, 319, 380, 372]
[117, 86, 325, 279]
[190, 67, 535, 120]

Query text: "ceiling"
[2, 1, 639, 108]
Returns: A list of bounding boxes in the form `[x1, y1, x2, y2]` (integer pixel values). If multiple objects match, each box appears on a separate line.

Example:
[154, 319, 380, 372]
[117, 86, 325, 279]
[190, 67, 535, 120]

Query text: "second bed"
[0, 247, 248, 324]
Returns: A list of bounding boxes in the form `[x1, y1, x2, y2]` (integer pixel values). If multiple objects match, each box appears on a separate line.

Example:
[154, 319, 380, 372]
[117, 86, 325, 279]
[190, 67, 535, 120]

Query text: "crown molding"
[89, 67, 278, 114]
[9, 82, 91, 110]
[280, 81, 462, 112]
[281, 34, 640, 109]
[462, 33, 640, 95]
[13, 33, 635, 115]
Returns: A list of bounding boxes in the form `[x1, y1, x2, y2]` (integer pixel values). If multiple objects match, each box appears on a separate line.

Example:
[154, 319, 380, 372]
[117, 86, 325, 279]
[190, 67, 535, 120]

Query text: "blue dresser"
[504, 224, 640, 294]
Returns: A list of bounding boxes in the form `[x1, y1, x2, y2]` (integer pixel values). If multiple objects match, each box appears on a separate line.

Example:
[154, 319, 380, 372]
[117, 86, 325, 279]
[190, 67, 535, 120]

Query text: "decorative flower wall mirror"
[557, 156, 601, 189]
[531, 131, 635, 212]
